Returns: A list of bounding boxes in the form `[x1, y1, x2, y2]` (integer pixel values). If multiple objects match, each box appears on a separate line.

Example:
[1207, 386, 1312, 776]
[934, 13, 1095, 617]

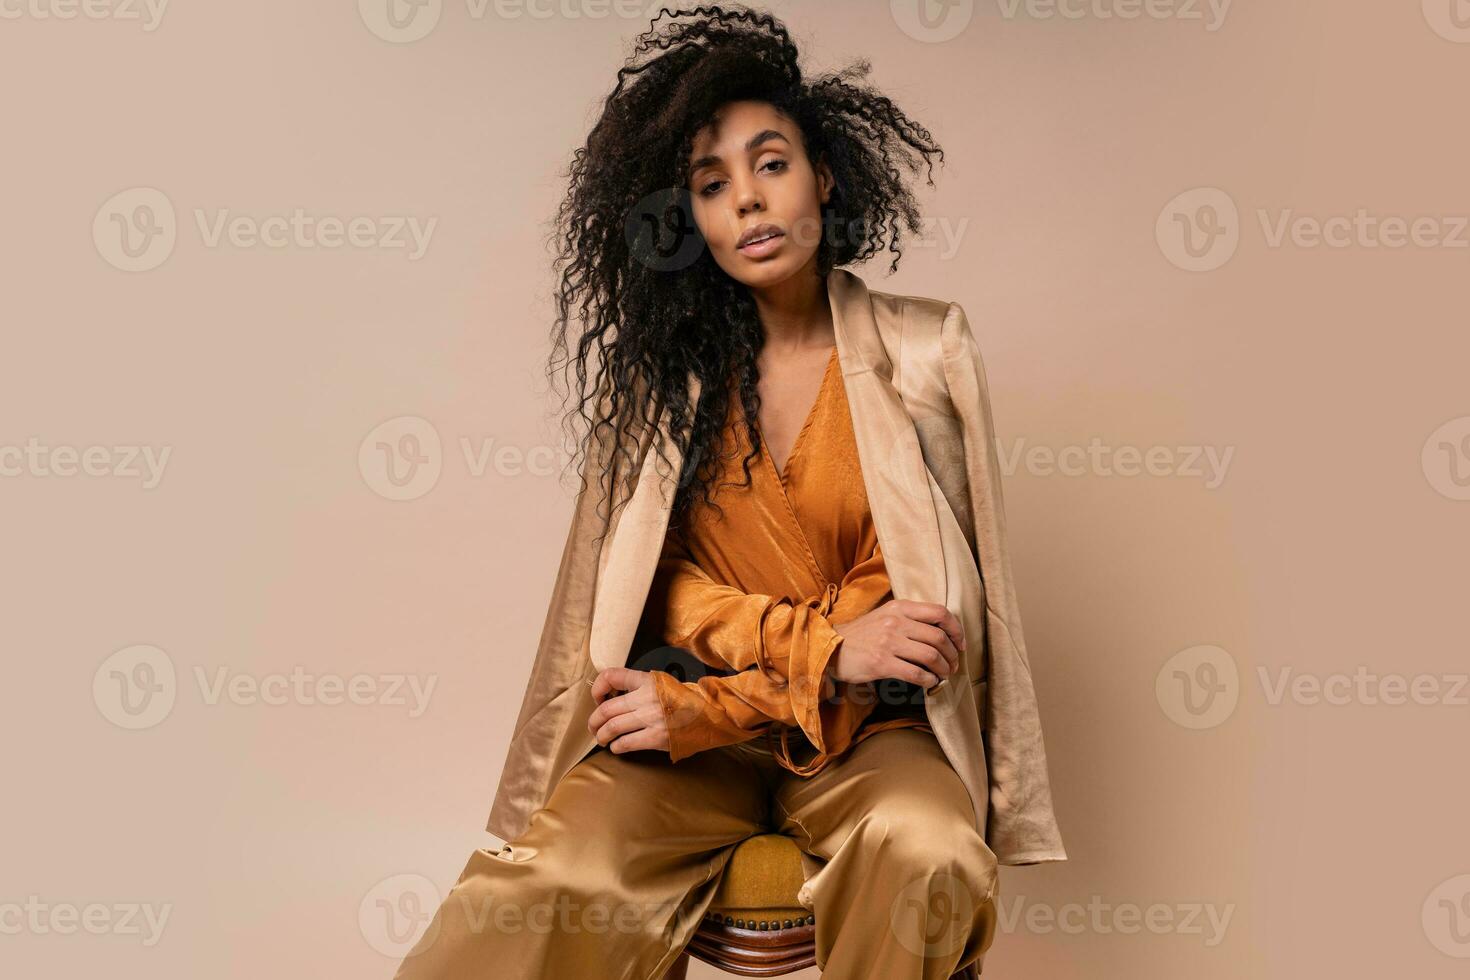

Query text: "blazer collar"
[587, 268, 947, 673]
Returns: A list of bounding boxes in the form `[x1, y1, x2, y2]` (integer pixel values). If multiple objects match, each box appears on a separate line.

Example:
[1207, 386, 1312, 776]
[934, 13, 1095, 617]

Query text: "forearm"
[645, 533, 894, 766]
[652, 581, 892, 765]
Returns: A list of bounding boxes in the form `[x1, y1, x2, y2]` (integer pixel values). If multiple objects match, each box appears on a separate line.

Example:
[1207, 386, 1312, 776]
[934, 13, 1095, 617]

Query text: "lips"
[737, 223, 785, 250]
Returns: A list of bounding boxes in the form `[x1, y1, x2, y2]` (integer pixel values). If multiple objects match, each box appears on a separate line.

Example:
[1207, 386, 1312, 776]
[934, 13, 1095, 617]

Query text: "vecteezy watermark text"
[94, 187, 437, 272]
[1157, 644, 1470, 728]
[93, 645, 439, 729]
[994, 893, 1235, 946]
[0, 438, 170, 489]
[359, 415, 579, 501]
[997, 436, 1235, 489]
[359, 870, 682, 958]
[1158, 187, 1470, 272]
[0, 0, 168, 30]
[0, 896, 172, 946]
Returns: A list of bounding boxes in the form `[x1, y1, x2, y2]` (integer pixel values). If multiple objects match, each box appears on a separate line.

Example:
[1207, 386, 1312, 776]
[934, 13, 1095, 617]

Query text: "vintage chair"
[628, 645, 978, 977]
[660, 832, 977, 979]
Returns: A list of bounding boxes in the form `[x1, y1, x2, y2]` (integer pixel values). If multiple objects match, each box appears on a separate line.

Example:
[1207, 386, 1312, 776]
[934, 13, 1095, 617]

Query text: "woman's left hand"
[586, 667, 671, 754]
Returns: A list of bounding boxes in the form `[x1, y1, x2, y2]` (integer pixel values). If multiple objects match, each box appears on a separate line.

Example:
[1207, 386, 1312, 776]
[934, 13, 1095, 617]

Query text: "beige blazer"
[486, 268, 1068, 866]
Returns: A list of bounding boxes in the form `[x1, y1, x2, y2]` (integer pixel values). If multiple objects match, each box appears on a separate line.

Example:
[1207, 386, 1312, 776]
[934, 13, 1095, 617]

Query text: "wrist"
[820, 639, 846, 697]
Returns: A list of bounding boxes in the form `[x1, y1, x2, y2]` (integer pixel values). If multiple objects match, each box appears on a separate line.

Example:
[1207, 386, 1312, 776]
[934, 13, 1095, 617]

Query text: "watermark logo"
[626, 187, 707, 273]
[482, 0, 669, 21]
[995, 894, 1234, 945]
[890, 0, 976, 43]
[360, 416, 444, 501]
[880, 423, 940, 504]
[1257, 667, 1468, 707]
[94, 187, 177, 272]
[1156, 187, 1239, 272]
[93, 188, 436, 270]
[1161, 188, 1470, 270]
[1422, 0, 1470, 43]
[93, 645, 438, 728]
[890, 872, 978, 959]
[1159, 650, 1467, 721]
[1423, 874, 1470, 957]
[360, 0, 675, 42]
[997, 436, 1235, 489]
[991, 0, 1232, 31]
[1258, 209, 1468, 250]
[624, 648, 727, 735]
[359, 0, 443, 43]
[459, 437, 566, 481]
[93, 644, 177, 730]
[1422, 416, 1470, 501]
[359, 417, 580, 500]
[0, 438, 172, 488]
[191, 208, 436, 257]
[0, 0, 169, 30]
[1155, 644, 1239, 729]
[361, 873, 442, 958]
[892, 0, 1231, 38]
[0, 897, 173, 946]
[447, 886, 677, 936]
[193, 666, 437, 716]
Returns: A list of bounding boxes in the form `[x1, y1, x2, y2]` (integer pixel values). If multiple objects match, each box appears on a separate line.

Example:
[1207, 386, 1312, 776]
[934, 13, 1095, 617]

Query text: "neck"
[747, 261, 835, 354]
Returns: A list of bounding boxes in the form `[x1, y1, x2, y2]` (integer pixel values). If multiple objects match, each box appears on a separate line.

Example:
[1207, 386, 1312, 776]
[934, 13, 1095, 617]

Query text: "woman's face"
[685, 99, 833, 291]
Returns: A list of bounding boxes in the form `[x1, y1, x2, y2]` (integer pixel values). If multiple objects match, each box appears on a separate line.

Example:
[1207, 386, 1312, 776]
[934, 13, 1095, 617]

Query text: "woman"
[394, 6, 1065, 978]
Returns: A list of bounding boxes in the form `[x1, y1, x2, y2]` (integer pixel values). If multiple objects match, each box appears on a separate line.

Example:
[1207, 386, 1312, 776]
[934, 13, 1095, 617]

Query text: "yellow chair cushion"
[707, 833, 811, 924]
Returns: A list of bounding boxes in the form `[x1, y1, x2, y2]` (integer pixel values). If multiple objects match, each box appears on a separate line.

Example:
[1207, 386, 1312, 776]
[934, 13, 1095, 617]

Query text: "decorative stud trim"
[706, 911, 817, 928]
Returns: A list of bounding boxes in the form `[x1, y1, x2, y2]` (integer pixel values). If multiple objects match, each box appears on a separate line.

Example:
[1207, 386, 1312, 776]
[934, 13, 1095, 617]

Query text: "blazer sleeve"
[644, 529, 892, 769]
[940, 300, 1068, 865]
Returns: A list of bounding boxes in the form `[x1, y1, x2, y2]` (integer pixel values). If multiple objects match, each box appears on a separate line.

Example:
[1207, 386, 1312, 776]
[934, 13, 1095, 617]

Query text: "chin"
[717, 251, 809, 290]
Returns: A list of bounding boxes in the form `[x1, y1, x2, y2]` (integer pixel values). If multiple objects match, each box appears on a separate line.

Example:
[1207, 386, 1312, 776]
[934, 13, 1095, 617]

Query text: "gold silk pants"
[390, 728, 999, 980]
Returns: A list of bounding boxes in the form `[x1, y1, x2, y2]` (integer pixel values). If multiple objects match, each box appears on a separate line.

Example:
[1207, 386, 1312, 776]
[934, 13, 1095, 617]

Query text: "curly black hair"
[544, 3, 944, 543]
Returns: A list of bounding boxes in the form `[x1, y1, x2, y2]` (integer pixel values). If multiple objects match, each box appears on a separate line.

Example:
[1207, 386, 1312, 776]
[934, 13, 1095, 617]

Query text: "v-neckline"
[755, 345, 838, 485]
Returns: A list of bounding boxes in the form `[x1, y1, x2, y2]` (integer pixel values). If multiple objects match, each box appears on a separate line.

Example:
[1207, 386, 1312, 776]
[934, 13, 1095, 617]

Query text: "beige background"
[2, 1, 1467, 977]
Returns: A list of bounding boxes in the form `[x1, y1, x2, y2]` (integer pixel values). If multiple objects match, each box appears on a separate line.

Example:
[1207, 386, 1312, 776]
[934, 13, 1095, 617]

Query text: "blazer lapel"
[828, 270, 971, 723]
[587, 376, 699, 672]
[827, 269, 947, 615]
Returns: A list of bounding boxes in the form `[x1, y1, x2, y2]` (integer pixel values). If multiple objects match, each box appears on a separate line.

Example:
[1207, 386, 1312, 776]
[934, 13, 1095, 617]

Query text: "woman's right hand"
[828, 599, 963, 689]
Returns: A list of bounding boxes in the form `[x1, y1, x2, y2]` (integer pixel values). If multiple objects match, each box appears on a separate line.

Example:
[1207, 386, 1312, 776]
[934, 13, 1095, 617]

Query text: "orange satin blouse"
[641, 345, 933, 776]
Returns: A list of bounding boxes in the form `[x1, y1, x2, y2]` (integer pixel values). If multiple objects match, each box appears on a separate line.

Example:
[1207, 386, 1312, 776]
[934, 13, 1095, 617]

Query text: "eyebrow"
[688, 129, 791, 173]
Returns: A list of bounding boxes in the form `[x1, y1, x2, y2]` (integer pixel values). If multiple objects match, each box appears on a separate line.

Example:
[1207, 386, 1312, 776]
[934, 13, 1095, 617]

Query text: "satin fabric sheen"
[641, 345, 935, 774]
[392, 729, 998, 980]
[485, 269, 1068, 867]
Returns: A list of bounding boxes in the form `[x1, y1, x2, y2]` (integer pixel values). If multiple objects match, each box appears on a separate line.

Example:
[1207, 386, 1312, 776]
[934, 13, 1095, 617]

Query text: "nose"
[734, 176, 764, 218]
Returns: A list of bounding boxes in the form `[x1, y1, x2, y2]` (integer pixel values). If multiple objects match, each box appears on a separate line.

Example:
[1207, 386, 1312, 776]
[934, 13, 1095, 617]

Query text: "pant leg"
[392, 741, 769, 980]
[769, 728, 1000, 980]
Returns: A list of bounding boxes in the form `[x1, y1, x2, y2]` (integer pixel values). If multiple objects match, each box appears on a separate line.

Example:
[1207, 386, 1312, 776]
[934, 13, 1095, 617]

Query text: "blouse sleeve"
[644, 529, 895, 772]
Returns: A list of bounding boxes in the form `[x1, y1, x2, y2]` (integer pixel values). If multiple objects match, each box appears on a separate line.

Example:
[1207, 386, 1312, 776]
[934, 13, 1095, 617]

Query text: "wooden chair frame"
[661, 908, 978, 978]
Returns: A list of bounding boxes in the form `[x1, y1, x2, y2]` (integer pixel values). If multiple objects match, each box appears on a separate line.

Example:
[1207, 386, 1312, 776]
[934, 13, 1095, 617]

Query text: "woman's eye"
[695, 160, 784, 197]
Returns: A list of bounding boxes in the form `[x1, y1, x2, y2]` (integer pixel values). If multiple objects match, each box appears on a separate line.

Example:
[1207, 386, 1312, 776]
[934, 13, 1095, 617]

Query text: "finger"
[609, 728, 661, 754]
[591, 666, 643, 705]
[594, 710, 645, 747]
[590, 670, 618, 705]
[909, 620, 960, 675]
[887, 643, 942, 689]
[585, 689, 637, 733]
[895, 639, 949, 684]
[894, 600, 965, 661]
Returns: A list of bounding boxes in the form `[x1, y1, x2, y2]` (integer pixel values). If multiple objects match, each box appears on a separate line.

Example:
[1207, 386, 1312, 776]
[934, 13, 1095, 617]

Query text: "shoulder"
[866, 284, 952, 328]
[864, 284, 980, 372]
